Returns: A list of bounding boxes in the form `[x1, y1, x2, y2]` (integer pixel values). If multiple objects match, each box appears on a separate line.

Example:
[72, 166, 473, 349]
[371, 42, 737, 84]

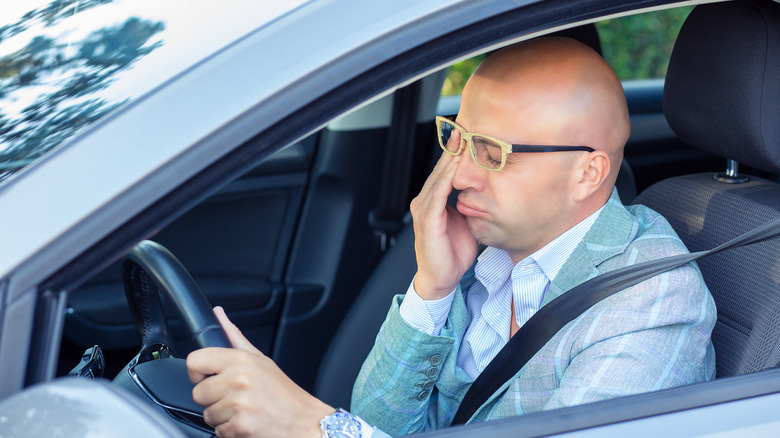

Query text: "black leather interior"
[635, 0, 780, 378]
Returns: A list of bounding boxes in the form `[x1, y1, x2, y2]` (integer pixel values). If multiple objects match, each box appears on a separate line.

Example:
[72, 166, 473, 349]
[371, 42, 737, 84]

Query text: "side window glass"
[439, 6, 693, 101]
[596, 7, 693, 80]
[441, 55, 485, 97]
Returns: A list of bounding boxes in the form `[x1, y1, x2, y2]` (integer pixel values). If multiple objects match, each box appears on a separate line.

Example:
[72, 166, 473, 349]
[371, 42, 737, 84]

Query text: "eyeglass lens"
[439, 119, 504, 169]
[472, 137, 503, 169]
[439, 120, 460, 153]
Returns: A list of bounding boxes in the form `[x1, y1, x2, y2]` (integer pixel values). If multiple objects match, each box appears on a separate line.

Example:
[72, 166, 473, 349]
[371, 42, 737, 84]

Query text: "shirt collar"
[528, 204, 605, 282]
[474, 246, 514, 293]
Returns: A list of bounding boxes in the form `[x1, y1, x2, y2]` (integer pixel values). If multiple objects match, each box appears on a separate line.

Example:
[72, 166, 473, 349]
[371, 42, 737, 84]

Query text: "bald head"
[461, 37, 630, 194]
[447, 38, 630, 261]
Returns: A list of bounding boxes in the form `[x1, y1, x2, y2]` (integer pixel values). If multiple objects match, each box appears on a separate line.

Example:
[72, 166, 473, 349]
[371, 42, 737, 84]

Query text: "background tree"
[441, 6, 692, 96]
[597, 6, 692, 79]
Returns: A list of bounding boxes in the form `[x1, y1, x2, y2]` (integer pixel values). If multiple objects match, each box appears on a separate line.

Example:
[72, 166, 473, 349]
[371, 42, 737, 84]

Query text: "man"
[187, 38, 716, 437]
[351, 38, 716, 434]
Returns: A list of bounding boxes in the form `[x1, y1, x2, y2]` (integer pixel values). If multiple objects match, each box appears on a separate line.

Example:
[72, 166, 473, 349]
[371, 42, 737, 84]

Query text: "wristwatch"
[320, 408, 373, 438]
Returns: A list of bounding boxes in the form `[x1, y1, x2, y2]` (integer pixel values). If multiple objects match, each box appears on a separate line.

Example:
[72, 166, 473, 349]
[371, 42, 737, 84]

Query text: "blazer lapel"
[542, 190, 639, 311]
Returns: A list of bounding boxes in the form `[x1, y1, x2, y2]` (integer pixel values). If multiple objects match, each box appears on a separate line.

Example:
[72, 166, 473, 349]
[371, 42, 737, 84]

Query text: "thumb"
[213, 306, 259, 353]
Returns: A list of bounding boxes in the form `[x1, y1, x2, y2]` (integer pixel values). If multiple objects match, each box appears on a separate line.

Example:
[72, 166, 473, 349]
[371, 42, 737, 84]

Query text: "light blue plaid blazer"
[352, 191, 717, 436]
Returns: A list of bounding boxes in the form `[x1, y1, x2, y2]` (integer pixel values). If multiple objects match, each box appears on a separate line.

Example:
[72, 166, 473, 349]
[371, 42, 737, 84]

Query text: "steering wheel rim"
[121, 240, 232, 355]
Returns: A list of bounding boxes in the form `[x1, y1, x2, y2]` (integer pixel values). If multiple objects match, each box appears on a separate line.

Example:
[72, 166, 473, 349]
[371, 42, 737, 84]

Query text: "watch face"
[325, 411, 362, 438]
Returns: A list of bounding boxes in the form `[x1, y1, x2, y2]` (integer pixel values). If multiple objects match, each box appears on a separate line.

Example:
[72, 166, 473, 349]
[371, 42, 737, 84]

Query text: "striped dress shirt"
[399, 205, 603, 379]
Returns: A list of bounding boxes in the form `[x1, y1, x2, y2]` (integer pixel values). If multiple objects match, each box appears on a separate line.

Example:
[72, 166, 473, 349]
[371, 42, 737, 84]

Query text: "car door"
[62, 137, 316, 370]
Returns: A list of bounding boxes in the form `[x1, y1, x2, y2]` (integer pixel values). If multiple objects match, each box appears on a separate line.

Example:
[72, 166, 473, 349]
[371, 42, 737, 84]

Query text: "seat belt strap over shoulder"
[369, 82, 420, 252]
[450, 214, 780, 426]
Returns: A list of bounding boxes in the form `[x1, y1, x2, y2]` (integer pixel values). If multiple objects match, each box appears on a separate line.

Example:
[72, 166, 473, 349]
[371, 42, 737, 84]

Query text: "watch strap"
[320, 408, 374, 438]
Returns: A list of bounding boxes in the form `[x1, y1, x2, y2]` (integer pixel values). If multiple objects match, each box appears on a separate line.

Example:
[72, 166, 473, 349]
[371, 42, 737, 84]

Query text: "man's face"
[451, 77, 582, 263]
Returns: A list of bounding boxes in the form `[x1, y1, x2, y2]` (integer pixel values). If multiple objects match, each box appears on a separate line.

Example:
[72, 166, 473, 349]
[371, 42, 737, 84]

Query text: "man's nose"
[452, 146, 487, 191]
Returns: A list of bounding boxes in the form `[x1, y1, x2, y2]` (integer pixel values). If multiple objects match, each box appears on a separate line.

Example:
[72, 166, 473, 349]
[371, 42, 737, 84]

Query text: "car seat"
[632, 0, 780, 378]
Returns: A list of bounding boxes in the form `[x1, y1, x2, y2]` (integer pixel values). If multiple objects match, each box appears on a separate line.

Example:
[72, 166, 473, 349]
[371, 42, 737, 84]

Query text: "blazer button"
[426, 367, 439, 378]
[429, 354, 443, 366]
[417, 390, 429, 401]
[423, 381, 434, 390]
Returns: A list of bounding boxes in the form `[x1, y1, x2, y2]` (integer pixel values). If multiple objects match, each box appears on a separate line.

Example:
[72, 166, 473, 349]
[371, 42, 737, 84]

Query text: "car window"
[597, 6, 692, 80]
[0, 0, 308, 185]
[440, 6, 693, 98]
[440, 55, 485, 97]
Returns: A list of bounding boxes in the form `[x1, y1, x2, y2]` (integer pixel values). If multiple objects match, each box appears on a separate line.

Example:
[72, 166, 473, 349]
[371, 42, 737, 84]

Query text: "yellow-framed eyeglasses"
[435, 116, 595, 171]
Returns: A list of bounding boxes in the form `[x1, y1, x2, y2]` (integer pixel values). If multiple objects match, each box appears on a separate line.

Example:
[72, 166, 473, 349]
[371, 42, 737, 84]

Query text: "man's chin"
[466, 219, 496, 247]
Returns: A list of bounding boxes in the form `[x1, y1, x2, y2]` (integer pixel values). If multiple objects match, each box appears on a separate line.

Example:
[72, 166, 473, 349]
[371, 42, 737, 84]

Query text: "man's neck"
[506, 200, 608, 266]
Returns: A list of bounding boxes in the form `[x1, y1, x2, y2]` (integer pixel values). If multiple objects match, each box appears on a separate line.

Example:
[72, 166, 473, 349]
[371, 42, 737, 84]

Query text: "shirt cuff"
[398, 278, 456, 336]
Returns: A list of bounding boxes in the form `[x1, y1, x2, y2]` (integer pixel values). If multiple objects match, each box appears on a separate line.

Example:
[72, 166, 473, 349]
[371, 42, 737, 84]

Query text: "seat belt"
[369, 82, 420, 252]
[450, 214, 780, 425]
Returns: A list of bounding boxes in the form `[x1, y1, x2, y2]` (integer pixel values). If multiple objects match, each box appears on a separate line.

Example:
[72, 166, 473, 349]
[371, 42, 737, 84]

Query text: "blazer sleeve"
[351, 293, 468, 436]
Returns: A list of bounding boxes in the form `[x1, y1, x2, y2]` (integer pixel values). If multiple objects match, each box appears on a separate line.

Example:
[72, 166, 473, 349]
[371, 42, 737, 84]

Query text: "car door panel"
[62, 137, 316, 357]
[271, 125, 389, 391]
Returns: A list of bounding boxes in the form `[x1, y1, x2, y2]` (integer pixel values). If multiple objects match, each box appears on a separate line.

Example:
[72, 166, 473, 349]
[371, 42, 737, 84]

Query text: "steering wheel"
[122, 240, 231, 354]
[113, 240, 231, 436]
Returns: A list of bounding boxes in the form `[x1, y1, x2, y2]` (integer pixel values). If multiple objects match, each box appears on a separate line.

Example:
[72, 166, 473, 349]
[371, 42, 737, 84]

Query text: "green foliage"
[441, 55, 485, 96]
[597, 6, 692, 79]
[441, 6, 693, 96]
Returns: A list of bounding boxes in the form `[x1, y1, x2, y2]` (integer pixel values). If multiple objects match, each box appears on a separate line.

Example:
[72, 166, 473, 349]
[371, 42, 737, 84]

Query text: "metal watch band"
[320, 408, 373, 438]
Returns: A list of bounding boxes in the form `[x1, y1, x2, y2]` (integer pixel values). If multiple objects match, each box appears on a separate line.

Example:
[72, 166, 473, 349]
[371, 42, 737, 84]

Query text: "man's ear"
[572, 151, 610, 202]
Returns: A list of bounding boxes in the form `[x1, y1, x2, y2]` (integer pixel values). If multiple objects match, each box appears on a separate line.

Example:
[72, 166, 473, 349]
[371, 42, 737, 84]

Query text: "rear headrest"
[664, 0, 780, 173]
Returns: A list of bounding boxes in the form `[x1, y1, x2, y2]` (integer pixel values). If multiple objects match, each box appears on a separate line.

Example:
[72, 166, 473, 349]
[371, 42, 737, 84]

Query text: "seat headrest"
[664, 0, 780, 173]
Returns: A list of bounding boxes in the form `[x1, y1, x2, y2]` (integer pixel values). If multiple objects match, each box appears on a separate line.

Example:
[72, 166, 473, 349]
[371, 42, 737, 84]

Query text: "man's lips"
[456, 197, 487, 217]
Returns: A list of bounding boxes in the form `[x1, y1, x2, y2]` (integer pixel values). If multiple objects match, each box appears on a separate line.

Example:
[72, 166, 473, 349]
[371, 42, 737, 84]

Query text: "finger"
[200, 388, 237, 426]
[431, 154, 460, 202]
[214, 306, 259, 353]
[421, 157, 460, 222]
[431, 126, 462, 181]
[187, 347, 235, 383]
[214, 420, 240, 438]
[214, 423, 232, 438]
[413, 152, 459, 216]
[192, 372, 231, 407]
[422, 150, 457, 193]
[210, 398, 272, 438]
[414, 149, 452, 199]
